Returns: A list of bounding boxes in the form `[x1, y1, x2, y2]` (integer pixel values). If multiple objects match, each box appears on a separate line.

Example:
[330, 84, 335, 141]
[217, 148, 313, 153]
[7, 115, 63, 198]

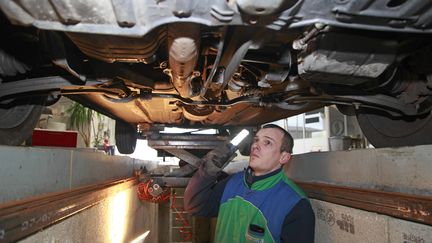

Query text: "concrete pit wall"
[0, 145, 160, 242]
[288, 145, 432, 243]
[287, 145, 432, 196]
[0, 146, 158, 203]
[312, 200, 432, 243]
[20, 186, 159, 243]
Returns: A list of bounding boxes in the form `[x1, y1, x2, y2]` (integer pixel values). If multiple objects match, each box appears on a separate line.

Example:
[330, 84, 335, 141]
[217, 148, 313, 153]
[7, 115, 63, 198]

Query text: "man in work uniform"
[184, 124, 315, 242]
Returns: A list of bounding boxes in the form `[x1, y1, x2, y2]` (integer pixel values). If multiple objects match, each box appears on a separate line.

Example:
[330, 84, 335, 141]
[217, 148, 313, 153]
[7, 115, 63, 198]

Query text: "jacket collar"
[244, 167, 283, 189]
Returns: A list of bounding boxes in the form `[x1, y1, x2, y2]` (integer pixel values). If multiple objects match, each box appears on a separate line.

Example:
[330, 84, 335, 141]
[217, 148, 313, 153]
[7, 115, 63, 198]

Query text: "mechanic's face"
[249, 128, 291, 176]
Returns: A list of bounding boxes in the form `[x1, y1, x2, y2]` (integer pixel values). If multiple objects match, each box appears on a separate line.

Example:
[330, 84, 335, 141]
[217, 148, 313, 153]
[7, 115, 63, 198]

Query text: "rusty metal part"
[200, 27, 226, 98]
[167, 23, 200, 98]
[292, 23, 326, 50]
[163, 148, 201, 167]
[182, 104, 215, 122]
[67, 29, 166, 64]
[296, 181, 432, 226]
[0, 76, 424, 118]
[0, 177, 137, 242]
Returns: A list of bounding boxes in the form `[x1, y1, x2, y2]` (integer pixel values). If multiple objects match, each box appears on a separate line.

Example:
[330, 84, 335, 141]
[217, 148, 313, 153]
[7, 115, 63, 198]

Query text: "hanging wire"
[137, 180, 193, 242]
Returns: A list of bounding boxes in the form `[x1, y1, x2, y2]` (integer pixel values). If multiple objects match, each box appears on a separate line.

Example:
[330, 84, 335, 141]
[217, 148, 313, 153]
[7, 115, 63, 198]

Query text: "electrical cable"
[137, 180, 193, 242]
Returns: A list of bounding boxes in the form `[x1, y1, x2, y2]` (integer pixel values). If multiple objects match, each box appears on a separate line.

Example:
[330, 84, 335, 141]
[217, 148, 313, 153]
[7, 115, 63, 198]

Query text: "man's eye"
[263, 140, 271, 146]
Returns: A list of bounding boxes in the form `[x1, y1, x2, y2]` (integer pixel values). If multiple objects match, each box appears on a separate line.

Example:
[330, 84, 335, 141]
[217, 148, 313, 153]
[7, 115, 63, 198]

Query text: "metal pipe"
[167, 23, 200, 98]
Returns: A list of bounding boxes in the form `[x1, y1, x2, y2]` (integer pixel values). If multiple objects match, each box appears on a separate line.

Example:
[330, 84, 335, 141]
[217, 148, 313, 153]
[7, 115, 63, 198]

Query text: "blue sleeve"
[183, 164, 232, 217]
[280, 198, 315, 243]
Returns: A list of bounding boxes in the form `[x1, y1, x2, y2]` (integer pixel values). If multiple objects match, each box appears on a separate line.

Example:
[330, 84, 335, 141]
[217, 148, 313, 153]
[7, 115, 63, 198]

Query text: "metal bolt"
[192, 71, 201, 77]
[314, 22, 325, 29]
[160, 61, 168, 69]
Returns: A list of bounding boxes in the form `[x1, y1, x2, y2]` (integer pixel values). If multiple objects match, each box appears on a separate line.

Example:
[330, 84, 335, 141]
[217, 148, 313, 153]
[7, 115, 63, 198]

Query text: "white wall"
[293, 136, 329, 155]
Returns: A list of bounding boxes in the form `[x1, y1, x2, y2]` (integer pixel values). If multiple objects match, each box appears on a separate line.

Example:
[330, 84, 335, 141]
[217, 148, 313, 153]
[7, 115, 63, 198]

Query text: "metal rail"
[296, 181, 432, 226]
[0, 177, 137, 242]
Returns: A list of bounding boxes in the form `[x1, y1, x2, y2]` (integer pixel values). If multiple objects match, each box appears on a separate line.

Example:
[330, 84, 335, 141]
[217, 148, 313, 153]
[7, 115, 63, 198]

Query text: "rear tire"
[115, 120, 136, 154]
[0, 100, 44, 146]
[356, 109, 432, 148]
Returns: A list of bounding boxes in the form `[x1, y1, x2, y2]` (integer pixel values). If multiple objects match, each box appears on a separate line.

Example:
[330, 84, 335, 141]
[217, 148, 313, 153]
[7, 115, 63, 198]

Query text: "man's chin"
[249, 158, 260, 168]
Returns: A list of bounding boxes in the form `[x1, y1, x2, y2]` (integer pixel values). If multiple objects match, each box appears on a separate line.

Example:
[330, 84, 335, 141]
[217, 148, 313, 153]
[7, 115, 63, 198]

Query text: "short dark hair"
[261, 124, 294, 153]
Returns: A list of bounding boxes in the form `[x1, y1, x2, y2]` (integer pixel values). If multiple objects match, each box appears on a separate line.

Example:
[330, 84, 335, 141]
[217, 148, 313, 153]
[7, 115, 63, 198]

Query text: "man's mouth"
[251, 152, 259, 158]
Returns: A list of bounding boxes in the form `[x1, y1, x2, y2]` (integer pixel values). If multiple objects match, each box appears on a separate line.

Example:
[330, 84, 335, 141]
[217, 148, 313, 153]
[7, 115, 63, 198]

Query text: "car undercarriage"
[1, 0, 432, 153]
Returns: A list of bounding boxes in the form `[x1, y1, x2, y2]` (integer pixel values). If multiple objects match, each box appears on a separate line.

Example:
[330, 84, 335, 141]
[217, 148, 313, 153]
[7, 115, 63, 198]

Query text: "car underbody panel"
[1, 0, 432, 150]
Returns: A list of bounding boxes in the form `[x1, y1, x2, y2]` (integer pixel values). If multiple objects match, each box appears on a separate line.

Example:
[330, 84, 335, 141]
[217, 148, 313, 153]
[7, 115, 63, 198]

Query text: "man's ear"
[279, 151, 292, 165]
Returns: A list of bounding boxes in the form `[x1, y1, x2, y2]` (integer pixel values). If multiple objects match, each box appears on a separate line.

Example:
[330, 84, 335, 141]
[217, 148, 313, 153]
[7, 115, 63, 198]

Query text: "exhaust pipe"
[167, 23, 200, 98]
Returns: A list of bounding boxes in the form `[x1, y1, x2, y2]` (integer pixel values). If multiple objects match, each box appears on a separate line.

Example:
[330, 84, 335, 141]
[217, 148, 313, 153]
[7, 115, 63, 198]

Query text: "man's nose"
[251, 141, 260, 150]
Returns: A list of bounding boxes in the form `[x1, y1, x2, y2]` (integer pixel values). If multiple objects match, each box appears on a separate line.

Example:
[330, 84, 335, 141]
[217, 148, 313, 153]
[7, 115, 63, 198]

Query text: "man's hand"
[201, 143, 237, 176]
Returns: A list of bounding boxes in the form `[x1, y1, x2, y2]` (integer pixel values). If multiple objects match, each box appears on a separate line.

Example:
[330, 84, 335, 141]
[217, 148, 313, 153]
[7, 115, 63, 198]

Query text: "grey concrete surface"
[311, 199, 432, 243]
[312, 200, 388, 243]
[0, 146, 71, 203]
[388, 217, 432, 243]
[71, 150, 134, 188]
[0, 145, 159, 204]
[287, 145, 432, 196]
[19, 186, 159, 243]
